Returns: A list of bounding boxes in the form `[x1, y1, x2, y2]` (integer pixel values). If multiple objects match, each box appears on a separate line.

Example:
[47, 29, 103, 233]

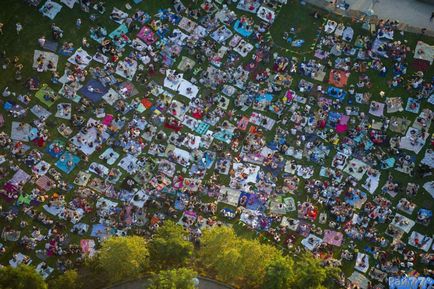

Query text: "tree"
[197, 226, 241, 284]
[0, 265, 47, 289]
[147, 268, 197, 289]
[198, 226, 285, 288]
[198, 227, 340, 289]
[292, 252, 340, 289]
[262, 256, 294, 289]
[148, 221, 193, 270]
[96, 236, 149, 283]
[48, 270, 81, 289]
[236, 238, 283, 288]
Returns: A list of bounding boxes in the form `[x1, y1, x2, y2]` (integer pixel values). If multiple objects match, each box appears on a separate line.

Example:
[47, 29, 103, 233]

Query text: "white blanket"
[68, 48, 92, 69]
[60, 0, 76, 8]
[301, 234, 322, 251]
[354, 253, 369, 273]
[33, 50, 59, 71]
[177, 79, 199, 99]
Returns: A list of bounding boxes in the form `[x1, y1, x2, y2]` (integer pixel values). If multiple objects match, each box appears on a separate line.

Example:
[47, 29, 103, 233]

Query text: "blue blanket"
[39, 1, 62, 20]
[327, 86, 347, 101]
[55, 152, 80, 174]
[233, 20, 253, 37]
[42, 40, 58, 52]
[78, 79, 108, 103]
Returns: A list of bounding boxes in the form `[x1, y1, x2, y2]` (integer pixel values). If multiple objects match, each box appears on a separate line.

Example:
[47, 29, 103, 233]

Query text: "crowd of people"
[0, 0, 433, 288]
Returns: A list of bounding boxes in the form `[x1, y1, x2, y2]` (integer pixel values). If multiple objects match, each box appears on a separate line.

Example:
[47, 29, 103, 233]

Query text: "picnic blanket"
[33, 50, 59, 71]
[137, 26, 157, 45]
[109, 24, 130, 48]
[78, 79, 108, 103]
[115, 58, 137, 81]
[354, 253, 369, 273]
[414, 41, 434, 65]
[237, 0, 261, 13]
[56, 152, 80, 174]
[110, 7, 128, 24]
[257, 6, 275, 23]
[60, 0, 76, 8]
[67, 48, 92, 69]
[42, 40, 58, 52]
[39, 0, 62, 19]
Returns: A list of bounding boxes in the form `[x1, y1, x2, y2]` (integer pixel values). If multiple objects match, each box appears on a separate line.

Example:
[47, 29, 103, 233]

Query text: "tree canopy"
[96, 236, 149, 283]
[292, 252, 340, 289]
[148, 220, 193, 270]
[262, 256, 294, 289]
[198, 226, 290, 288]
[0, 228, 340, 289]
[48, 270, 81, 289]
[0, 265, 47, 289]
[197, 226, 340, 289]
[147, 268, 197, 289]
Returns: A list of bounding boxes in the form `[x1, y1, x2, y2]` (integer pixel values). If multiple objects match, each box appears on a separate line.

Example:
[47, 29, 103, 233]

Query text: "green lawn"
[0, 0, 433, 285]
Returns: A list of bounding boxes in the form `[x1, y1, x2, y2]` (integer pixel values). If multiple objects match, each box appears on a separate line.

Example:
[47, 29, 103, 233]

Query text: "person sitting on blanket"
[93, 26, 107, 38]
[42, 2, 53, 13]
[333, 71, 341, 82]
[36, 62, 43, 72]
[18, 94, 31, 104]
[75, 54, 83, 65]
[51, 71, 60, 84]
[61, 41, 74, 53]
[43, 93, 55, 102]
[51, 23, 63, 39]
[370, 102, 380, 111]
[47, 60, 55, 71]
[36, 54, 45, 65]
[26, 78, 38, 90]
[94, 2, 105, 14]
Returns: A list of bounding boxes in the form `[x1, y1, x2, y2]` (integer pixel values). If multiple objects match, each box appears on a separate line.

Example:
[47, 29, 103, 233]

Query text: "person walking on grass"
[16, 23, 22, 35]
[0, 23, 3, 35]
[76, 18, 81, 29]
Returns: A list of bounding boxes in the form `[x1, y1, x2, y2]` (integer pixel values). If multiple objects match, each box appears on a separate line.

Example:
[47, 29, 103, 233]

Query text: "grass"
[0, 0, 433, 285]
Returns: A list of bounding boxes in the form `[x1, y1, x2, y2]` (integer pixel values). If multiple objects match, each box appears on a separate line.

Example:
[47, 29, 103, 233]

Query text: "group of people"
[0, 0, 433, 288]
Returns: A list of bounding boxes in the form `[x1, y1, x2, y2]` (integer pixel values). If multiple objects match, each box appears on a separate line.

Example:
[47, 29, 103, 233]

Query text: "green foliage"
[148, 221, 193, 270]
[197, 226, 240, 283]
[199, 227, 341, 289]
[96, 236, 149, 283]
[48, 270, 81, 289]
[262, 256, 294, 289]
[147, 268, 197, 289]
[292, 252, 340, 289]
[199, 226, 289, 289]
[0, 265, 47, 289]
[237, 239, 283, 288]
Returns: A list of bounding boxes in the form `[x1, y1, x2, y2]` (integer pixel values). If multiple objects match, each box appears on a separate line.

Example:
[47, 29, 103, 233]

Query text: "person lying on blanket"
[75, 54, 84, 65]
[42, 3, 54, 13]
[43, 93, 55, 102]
[87, 85, 103, 94]
[111, 11, 125, 22]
